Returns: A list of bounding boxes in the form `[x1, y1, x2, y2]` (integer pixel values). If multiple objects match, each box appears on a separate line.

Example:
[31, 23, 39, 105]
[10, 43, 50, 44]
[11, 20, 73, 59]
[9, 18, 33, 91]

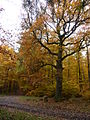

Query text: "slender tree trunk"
[67, 57, 70, 81]
[56, 48, 63, 99]
[8, 80, 12, 94]
[51, 55, 54, 84]
[77, 51, 83, 92]
[86, 42, 90, 88]
[48, 67, 50, 78]
[81, 60, 85, 81]
[67, 46, 70, 81]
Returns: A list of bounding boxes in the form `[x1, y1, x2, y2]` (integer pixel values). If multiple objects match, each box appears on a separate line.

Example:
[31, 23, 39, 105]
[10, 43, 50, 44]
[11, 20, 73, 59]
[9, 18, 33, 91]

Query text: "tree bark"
[77, 51, 83, 92]
[51, 55, 54, 84]
[67, 47, 70, 81]
[86, 42, 90, 88]
[56, 48, 63, 99]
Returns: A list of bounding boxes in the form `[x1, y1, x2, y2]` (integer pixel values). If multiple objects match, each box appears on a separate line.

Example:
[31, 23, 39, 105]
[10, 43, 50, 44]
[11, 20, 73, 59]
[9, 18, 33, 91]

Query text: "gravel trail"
[0, 96, 90, 120]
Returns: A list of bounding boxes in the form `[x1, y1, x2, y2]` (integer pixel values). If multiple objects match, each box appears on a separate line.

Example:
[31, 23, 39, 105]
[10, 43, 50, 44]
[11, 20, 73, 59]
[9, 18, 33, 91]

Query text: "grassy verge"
[0, 108, 50, 120]
[19, 96, 40, 102]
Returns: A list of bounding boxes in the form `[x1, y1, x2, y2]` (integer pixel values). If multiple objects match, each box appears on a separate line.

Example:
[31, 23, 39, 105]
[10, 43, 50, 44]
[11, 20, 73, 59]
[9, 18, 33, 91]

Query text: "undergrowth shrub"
[62, 80, 80, 98]
[26, 85, 55, 97]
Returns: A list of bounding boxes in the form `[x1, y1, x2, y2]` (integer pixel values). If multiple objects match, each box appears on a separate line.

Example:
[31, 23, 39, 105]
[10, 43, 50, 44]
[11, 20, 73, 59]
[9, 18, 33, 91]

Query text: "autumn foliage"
[0, 0, 90, 99]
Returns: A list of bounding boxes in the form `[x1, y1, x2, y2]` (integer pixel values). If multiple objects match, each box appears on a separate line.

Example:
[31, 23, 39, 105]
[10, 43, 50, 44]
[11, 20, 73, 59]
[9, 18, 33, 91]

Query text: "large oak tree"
[22, 0, 90, 99]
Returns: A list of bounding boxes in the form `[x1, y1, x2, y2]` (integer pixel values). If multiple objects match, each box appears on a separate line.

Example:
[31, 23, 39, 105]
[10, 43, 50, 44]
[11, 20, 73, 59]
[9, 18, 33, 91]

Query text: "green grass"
[20, 96, 40, 102]
[0, 108, 47, 120]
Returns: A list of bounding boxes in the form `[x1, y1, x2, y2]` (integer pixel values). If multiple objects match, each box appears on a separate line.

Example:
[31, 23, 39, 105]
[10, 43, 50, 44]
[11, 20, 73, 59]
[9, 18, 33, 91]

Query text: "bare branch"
[33, 31, 58, 56]
[40, 63, 57, 69]
[62, 39, 90, 61]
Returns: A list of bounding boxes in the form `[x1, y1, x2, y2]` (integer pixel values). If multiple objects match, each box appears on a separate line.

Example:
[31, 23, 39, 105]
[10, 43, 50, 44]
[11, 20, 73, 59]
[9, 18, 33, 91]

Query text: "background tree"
[0, 45, 19, 94]
[18, 31, 56, 96]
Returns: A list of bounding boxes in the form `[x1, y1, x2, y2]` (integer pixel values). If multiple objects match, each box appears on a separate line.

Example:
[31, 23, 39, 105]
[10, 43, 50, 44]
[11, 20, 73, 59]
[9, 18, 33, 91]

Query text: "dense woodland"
[0, 0, 90, 100]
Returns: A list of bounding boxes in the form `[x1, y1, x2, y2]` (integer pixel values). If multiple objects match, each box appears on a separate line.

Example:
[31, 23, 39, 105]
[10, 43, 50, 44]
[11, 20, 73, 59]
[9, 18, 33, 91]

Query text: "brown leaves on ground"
[19, 96, 90, 113]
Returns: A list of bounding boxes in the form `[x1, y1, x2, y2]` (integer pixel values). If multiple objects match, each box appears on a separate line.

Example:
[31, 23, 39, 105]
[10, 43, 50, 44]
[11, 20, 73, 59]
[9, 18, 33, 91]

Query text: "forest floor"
[0, 96, 90, 120]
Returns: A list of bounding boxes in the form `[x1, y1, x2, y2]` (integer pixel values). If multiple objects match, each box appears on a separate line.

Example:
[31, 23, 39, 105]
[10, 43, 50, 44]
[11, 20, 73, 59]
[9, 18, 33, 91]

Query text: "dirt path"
[0, 96, 90, 120]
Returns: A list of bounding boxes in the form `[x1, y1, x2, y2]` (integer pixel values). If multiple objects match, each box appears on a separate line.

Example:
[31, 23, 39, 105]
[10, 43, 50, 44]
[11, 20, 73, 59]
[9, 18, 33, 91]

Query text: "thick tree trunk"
[56, 48, 63, 99]
[56, 65, 63, 99]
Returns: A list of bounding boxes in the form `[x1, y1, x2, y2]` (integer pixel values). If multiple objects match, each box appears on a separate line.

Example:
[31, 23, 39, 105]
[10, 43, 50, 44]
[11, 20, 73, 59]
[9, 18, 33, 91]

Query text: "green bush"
[26, 85, 55, 97]
[62, 81, 80, 98]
